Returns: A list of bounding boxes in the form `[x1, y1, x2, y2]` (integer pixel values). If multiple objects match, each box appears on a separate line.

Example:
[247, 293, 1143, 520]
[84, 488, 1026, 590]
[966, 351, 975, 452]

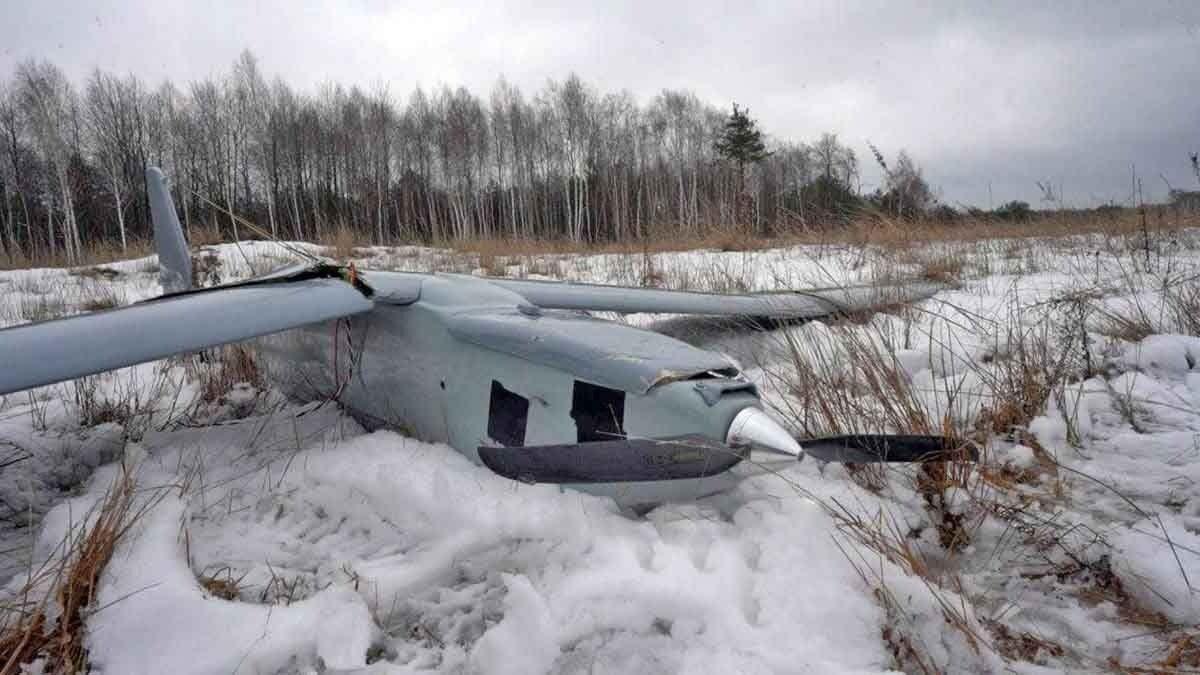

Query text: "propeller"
[478, 435, 741, 484]
[798, 433, 975, 464]
[478, 432, 973, 485]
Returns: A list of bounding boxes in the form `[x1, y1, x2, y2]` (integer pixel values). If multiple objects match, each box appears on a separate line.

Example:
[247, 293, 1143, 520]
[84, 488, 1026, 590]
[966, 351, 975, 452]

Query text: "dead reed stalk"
[0, 466, 154, 674]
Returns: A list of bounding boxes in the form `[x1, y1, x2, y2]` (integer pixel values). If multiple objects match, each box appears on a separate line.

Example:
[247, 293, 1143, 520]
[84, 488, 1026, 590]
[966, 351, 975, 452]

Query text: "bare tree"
[0, 82, 26, 257]
[15, 60, 83, 261]
[85, 70, 145, 250]
[0, 52, 900, 254]
[885, 150, 932, 218]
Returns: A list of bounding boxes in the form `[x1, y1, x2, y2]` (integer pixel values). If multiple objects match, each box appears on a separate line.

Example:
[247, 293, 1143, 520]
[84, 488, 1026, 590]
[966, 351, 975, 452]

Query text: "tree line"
[0, 51, 937, 262]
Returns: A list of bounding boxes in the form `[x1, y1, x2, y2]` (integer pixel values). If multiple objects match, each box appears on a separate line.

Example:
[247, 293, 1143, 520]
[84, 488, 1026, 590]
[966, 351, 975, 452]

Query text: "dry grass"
[190, 250, 223, 287]
[919, 256, 967, 285]
[194, 344, 263, 405]
[72, 376, 135, 428]
[476, 247, 509, 277]
[830, 207, 1196, 251]
[975, 320, 1075, 438]
[196, 566, 247, 601]
[68, 367, 181, 438]
[3, 207, 1196, 274]
[447, 210, 1192, 257]
[0, 239, 154, 272]
[833, 507, 990, 674]
[1094, 274, 1200, 341]
[448, 224, 779, 260]
[67, 266, 123, 282]
[753, 224, 1200, 671]
[981, 618, 1065, 665]
[18, 293, 66, 323]
[765, 321, 941, 439]
[77, 284, 126, 313]
[1098, 314, 1157, 344]
[320, 225, 360, 261]
[188, 222, 225, 248]
[0, 467, 154, 675]
[1164, 279, 1200, 337]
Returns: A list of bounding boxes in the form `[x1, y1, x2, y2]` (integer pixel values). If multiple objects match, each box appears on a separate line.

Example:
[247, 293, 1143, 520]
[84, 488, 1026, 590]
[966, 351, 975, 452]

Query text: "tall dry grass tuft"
[831, 499, 996, 673]
[188, 222, 225, 248]
[68, 365, 186, 440]
[77, 284, 126, 313]
[1164, 278, 1200, 336]
[974, 319, 1074, 440]
[765, 320, 941, 439]
[0, 467, 156, 674]
[760, 312, 980, 538]
[320, 225, 362, 262]
[194, 345, 263, 405]
[18, 294, 66, 323]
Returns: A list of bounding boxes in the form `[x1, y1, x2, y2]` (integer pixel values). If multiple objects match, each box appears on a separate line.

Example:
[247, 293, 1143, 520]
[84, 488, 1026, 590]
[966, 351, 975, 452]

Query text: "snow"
[1119, 334, 1200, 375]
[89, 497, 377, 674]
[2, 231, 1200, 672]
[1111, 514, 1200, 624]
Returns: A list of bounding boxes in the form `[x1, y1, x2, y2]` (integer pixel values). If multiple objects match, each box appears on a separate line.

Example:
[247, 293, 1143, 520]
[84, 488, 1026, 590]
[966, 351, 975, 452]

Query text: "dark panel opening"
[488, 380, 529, 447]
[571, 381, 626, 442]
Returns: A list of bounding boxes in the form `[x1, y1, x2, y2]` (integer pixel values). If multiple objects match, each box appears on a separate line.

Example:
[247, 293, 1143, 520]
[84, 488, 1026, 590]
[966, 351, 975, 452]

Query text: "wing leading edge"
[477, 276, 941, 319]
[0, 277, 373, 396]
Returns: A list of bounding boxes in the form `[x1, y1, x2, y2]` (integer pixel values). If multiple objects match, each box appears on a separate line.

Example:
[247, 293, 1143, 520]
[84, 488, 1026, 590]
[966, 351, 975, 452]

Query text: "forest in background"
[0, 50, 949, 263]
[0, 50, 1190, 265]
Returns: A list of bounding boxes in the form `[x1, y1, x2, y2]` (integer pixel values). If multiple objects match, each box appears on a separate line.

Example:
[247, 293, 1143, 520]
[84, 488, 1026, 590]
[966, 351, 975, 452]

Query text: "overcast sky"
[4, 0, 1198, 208]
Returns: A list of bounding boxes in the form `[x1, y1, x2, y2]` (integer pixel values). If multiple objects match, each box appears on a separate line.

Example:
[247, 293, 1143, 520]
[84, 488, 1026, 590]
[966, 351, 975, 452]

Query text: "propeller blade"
[478, 435, 742, 484]
[799, 434, 974, 463]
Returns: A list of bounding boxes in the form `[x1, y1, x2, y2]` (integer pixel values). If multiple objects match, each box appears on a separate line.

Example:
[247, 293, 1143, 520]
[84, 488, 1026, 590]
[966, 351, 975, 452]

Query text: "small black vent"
[488, 380, 529, 447]
[571, 381, 626, 442]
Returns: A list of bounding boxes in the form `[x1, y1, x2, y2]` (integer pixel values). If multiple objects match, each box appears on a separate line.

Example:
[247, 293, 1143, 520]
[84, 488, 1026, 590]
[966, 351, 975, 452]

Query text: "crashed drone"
[0, 168, 964, 505]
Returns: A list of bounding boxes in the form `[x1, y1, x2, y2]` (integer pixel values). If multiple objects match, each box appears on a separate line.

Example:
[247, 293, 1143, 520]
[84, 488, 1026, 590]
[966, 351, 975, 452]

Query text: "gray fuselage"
[257, 271, 765, 505]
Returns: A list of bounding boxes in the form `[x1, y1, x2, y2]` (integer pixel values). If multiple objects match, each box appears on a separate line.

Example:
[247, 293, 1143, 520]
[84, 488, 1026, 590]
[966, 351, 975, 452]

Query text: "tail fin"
[146, 166, 192, 293]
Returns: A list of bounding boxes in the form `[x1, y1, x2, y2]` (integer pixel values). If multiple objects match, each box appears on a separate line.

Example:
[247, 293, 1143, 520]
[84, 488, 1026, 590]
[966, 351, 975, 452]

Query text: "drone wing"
[0, 167, 376, 397]
[480, 276, 940, 319]
[0, 272, 373, 396]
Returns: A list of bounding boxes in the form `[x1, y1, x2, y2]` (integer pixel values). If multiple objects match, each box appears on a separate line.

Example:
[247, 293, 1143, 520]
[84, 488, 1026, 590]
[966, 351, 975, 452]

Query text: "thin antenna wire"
[187, 189, 321, 268]
[185, 189, 254, 271]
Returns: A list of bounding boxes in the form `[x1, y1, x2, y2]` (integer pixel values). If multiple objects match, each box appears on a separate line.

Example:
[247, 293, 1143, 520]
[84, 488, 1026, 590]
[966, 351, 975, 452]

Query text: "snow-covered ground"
[2, 231, 1199, 673]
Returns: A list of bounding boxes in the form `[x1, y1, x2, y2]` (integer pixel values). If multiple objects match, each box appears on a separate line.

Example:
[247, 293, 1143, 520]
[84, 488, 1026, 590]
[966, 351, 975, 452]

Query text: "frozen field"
[2, 230, 1199, 673]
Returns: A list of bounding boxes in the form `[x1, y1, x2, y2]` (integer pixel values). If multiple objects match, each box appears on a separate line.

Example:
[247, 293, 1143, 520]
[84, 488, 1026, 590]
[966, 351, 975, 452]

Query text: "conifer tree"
[715, 103, 770, 225]
[716, 105, 769, 186]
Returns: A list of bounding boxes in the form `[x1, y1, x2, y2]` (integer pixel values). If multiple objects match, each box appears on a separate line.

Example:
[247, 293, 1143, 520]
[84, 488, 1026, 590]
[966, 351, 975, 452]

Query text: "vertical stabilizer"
[146, 166, 192, 293]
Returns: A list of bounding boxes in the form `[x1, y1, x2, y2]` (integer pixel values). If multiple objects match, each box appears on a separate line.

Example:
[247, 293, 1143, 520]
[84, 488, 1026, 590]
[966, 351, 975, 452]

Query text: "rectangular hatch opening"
[488, 380, 529, 447]
[571, 380, 626, 442]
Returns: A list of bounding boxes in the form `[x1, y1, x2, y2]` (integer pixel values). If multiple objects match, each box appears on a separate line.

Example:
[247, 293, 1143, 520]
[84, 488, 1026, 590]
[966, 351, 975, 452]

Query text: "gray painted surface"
[478, 275, 942, 318]
[446, 308, 735, 394]
[255, 270, 763, 504]
[0, 279, 373, 395]
[359, 270, 424, 304]
[146, 167, 193, 293]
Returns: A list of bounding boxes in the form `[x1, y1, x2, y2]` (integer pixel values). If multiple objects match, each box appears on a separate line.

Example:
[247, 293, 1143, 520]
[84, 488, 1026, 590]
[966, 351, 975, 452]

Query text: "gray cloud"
[4, 0, 1197, 206]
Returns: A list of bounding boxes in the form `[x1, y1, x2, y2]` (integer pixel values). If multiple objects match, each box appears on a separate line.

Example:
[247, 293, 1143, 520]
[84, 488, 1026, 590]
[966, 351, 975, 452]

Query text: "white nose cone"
[726, 407, 803, 460]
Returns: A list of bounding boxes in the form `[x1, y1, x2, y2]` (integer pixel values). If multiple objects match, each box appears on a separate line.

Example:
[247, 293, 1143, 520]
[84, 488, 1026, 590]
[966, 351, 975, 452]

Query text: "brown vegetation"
[1, 239, 153, 273]
[194, 344, 263, 405]
[4, 207, 1196, 278]
[754, 220, 1200, 672]
[0, 468, 154, 675]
